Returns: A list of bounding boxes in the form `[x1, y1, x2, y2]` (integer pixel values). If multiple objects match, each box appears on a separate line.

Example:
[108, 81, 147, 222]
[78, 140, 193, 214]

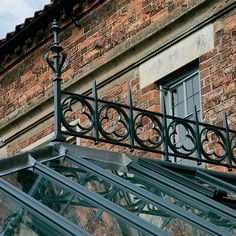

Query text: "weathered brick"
[0, 0, 235, 176]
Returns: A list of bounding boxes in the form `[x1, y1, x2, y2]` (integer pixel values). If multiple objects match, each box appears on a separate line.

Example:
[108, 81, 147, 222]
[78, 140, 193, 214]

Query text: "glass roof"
[0, 143, 236, 236]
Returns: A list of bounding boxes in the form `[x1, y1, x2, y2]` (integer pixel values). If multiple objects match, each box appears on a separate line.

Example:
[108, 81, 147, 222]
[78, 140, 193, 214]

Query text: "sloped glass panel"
[117, 167, 236, 234]
[0, 192, 62, 236]
[4, 169, 144, 236]
[45, 158, 210, 236]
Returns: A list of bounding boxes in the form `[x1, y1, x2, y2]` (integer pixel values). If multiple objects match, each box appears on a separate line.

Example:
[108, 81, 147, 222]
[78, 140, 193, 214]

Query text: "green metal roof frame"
[0, 143, 236, 236]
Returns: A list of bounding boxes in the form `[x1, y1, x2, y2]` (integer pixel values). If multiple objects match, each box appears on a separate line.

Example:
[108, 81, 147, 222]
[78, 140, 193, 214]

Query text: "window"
[162, 67, 201, 120]
[161, 67, 201, 166]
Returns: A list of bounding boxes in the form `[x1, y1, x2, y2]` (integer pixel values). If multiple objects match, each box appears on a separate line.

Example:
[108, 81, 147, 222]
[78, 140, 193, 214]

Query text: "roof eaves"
[0, 2, 61, 58]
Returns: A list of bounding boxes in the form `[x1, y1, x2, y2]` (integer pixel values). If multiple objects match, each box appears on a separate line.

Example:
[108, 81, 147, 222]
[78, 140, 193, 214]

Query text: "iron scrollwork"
[168, 120, 197, 156]
[45, 19, 236, 171]
[99, 104, 130, 142]
[200, 127, 227, 163]
[62, 95, 94, 135]
[134, 112, 164, 149]
[60, 82, 236, 171]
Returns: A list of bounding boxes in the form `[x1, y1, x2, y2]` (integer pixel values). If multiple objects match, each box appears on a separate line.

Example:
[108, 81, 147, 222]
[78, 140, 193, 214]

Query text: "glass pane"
[176, 84, 184, 104]
[41, 159, 209, 236]
[187, 97, 194, 116]
[186, 78, 193, 98]
[5, 169, 144, 236]
[113, 169, 236, 234]
[166, 70, 201, 123]
[175, 102, 184, 118]
[0, 192, 62, 236]
[193, 74, 200, 94]
[163, 218, 195, 235]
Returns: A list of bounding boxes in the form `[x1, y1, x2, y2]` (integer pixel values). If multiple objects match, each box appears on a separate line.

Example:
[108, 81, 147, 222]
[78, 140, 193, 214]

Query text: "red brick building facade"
[0, 0, 235, 171]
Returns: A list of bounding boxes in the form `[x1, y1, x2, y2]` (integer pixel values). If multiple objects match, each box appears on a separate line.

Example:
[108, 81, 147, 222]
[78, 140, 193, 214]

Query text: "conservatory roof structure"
[0, 142, 236, 236]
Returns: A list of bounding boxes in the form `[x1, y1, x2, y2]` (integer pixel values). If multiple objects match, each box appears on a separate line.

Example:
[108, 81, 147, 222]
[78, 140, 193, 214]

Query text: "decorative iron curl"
[134, 112, 164, 149]
[45, 51, 67, 75]
[200, 127, 227, 162]
[61, 95, 94, 135]
[168, 120, 196, 155]
[98, 104, 130, 142]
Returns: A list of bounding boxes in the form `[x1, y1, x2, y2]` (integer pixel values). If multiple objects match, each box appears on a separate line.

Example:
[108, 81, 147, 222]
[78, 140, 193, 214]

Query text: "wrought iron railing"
[46, 20, 236, 171]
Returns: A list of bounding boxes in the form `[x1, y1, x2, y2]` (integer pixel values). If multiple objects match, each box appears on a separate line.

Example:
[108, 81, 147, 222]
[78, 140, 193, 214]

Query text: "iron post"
[45, 19, 66, 142]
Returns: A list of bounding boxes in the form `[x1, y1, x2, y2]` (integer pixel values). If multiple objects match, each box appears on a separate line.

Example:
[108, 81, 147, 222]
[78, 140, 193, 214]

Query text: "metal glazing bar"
[65, 151, 230, 235]
[196, 169, 236, 195]
[0, 178, 89, 236]
[139, 158, 214, 196]
[130, 161, 236, 220]
[34, 161, 168, 236]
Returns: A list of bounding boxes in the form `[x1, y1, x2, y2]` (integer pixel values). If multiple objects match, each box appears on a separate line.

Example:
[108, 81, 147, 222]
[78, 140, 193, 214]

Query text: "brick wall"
[0, 0, 235, 172]
[199, 8, 236, 172]
[0, 0, 202, 122]
[200, 8, 236, 130]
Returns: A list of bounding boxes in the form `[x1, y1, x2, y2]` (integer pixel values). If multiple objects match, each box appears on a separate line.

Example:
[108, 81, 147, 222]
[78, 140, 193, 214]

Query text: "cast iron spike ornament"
[45, 19, 66, 142]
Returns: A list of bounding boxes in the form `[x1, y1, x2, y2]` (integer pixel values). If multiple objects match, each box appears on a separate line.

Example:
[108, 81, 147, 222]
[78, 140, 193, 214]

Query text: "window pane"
[176, 84, 184, 104]
[193, 74, 200, 94]
[164, 68, 200, 119]
[187, 97, 194, 116]
[186, 78, 193, 98]
[175, 102, 185, 118]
